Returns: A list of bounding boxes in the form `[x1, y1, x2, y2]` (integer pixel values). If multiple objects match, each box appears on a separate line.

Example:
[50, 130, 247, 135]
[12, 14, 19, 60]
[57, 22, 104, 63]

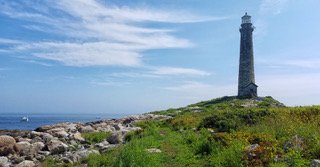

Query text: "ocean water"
[0, 113, 126, 130]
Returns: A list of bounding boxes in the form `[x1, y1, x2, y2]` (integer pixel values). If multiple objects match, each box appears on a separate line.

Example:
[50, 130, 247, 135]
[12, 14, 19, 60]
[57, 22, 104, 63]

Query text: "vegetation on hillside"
[78, 96, 320, 166]
[82, 132, 112, 144]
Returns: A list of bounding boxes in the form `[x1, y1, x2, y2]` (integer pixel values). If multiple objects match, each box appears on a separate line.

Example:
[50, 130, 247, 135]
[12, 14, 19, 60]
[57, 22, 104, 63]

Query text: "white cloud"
[150, 67, 210, 76]
[259, 0, 289, 15]
[164, 81, 236, 100]
[0, 38, 23, 44]
[54, 0, 225, 23]
[107, 66, 210, 79]
[24, 60, 53, 67]
[14, 42, 143, 67]
[258, 73, 320, 106]
[90, 80, 129, 87]
[0, 0, 225, 67]
[165, 81, 213, 91]
[110, 72, 160, 78]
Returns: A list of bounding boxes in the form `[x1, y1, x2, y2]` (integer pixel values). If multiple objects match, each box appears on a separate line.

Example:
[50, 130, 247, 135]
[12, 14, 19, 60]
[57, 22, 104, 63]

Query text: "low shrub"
[200, 109, 272, 132]
[284, 150, 310, 167]
[42, 157, 73, 167]
[124, 129, 143, 142]
[82, 132, 111, 144]
[85, 152, 120, 167]
[209, 141, 247, 167]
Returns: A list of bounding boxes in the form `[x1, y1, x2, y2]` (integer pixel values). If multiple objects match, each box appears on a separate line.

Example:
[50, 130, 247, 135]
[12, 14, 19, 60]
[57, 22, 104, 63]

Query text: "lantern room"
[241, 12, 251, 24]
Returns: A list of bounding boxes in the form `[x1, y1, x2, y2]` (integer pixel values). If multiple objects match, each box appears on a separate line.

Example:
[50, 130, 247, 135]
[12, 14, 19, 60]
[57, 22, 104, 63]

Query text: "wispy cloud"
[108, 67, 210, 79]
[0, 0, 226, 67]
[255, 0, 291, 39]
[0, 38, 23, 44]
[15, 42, 143, 67]
[164, 81, 213, 91]
[150, 67, 210, 76]
[110, 72, 160, 78]
[259, 0, 290, 15]
[24, 60, 53, 67]
[90, 80, 130, 87]
[164, 81, 236, 100]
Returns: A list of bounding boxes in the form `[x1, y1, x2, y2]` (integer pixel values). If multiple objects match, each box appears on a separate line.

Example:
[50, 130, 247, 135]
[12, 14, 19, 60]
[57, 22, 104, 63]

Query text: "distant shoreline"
[0, 113, 131, 131]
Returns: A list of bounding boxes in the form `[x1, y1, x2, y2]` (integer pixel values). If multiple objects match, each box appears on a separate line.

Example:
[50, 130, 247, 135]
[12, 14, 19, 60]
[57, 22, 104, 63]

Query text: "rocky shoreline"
[0, 114, 171, 167]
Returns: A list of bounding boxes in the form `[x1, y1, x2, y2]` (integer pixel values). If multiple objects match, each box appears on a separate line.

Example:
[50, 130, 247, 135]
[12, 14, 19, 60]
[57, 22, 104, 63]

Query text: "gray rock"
[69, 149, 99, 162]
[15, 141, 32, 156]
[94, 122, 107, 127]
[30, 131, 42, 138]
[107, 132, 123, 144]
[79, 126, 94, 133]
[241, 101, 258, 108]
[73, 132, 85, 142]
[18, 138, 32, 143]
[16, 160, 35, 167]
[38, 151, 50, 156]
[76, 149, 99, 159]
[35, 154, 45, 161]
[41, 133, 54, 143]
[284, 135, 304, 152]
[245, 144, 259, 152]
[0, 156, 9, 167]
[69, 140, 79, 146]
[95, 141, 110, 151]
[126, 126, 142, 132]
[113, 124, 124, 131]
[54, 130, 69, 138]
[312, 159, 320, 167]
[96, 144, 118, 153]
[96, 126, 113, 132]
[10, 155, 25, 164]
[31, 136, 43, 143]
[0, 135, 15, 145]
[245, 144, 260, 159]
[108, 126, 116, 132]
[0, 135, 16, 156]
[62, 157, 73, 164]
[47, 139, 68, 154]
[122, 117, 134, 125]
[65, 123, 78, 133]
[146, 148, 162, 153]
[32, 142, 45, 153]
[48, 127, 65, 133]
[191, 110, 202, 113]
[125, 123, 134, 128]
[66, 152, 81, 163]
[35, 125, 54, 132]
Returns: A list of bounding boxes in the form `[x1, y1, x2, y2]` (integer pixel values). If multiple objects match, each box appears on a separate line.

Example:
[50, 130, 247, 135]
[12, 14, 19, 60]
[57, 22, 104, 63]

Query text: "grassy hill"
[80, 96, 320, 167]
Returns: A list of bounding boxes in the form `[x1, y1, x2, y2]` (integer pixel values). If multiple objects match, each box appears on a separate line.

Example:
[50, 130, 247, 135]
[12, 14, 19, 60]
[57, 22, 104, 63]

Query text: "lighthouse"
[238, 13, 258, 98]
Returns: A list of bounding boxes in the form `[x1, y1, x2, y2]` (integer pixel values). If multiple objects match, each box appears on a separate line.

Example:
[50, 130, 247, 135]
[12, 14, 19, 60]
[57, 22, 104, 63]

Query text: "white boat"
[21, 116, 29, 122]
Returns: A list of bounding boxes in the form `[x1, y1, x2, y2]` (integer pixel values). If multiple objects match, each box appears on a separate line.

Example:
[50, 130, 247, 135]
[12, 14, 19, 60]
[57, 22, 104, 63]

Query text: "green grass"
[80, 96, 320, 166]
[42, 157, 74, 167]
[82, 132, 112, 144]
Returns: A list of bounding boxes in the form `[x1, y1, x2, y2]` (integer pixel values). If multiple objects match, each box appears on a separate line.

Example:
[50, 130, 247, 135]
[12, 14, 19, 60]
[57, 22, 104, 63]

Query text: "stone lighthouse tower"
[238, 13, 258, 98]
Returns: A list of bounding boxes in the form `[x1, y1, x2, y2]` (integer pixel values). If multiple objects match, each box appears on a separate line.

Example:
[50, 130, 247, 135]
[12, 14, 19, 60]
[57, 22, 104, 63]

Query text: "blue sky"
[0, 0, 320, 114]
